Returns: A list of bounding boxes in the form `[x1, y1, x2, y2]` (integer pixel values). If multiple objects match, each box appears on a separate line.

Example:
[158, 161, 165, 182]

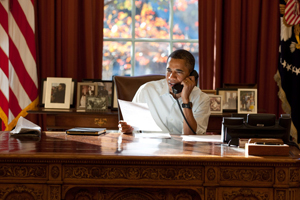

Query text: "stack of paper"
[10, 116, 41, 136]
[181, 135, 223, 142]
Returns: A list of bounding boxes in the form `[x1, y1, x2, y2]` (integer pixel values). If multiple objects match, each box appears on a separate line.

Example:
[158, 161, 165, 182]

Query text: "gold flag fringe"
[2, 97, 39, 131]
[0, 108, 9, 130]
[274, 70, 298, 144]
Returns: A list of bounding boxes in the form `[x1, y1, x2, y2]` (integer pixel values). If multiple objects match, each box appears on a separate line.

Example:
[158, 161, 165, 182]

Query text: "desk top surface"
[0, 131, 299, 164]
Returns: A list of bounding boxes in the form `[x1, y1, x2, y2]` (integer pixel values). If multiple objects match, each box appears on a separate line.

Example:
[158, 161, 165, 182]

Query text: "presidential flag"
[0, 0, 38, 131]
[275, 0, 300, 143]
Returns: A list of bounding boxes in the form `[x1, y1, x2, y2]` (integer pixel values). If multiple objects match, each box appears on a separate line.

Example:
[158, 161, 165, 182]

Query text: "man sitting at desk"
[119, 49, 210, 135]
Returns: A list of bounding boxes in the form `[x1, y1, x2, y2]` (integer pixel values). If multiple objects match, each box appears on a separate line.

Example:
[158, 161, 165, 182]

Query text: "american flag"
[0, 0, 38, 131]
[285, 0, 300, 25]
[277, 0, 300, 143]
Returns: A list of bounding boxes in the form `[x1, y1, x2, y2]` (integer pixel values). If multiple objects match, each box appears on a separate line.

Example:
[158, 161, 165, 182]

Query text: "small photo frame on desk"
[44, 77, 72, 109]
[209, 95, 223, 113]
[76, 82, 97, 110]
[86, 95, 108, 112]
[82, 79, 114, 109]
[216, 88, 238, 112]
[40, 78, 76, 107]
[237, 88, 257, 114]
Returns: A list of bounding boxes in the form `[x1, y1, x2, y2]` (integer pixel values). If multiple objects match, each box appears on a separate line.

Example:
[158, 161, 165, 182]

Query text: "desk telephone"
[172, 70, 199, 94]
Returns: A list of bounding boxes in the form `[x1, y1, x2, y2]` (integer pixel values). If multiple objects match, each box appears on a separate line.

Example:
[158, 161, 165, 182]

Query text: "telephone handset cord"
[175, 98, 197, 135]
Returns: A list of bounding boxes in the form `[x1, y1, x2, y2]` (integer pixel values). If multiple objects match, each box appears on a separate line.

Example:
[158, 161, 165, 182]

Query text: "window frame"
[103, 0, 198, 77]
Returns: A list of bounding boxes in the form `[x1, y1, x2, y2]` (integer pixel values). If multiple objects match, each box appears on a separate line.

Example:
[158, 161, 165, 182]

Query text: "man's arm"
[182, 105, 197, 135]
[180, 76, 198, 134]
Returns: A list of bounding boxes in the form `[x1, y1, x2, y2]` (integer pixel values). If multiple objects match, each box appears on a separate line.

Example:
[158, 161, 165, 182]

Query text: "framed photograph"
[86, 95, 108, 112]
[202, 89, 216, 95]
[96, 81, 113, 108]
[76, 82, 97, 109]
[40, 78, 76, 107]
[82, 79, 114, 109]
[216, 88, 238, 112]
[209, 95, 223, 114]
[44, 77, 72, 109]
[237, 88, 257, 114]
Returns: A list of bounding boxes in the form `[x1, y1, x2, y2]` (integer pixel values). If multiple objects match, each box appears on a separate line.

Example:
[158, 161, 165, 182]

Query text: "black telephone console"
[222, 114, 292, 146]
[172, 70, 199, 94]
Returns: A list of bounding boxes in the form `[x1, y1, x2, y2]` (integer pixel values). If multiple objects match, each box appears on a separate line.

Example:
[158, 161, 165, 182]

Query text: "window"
[103, 0, 199, 80]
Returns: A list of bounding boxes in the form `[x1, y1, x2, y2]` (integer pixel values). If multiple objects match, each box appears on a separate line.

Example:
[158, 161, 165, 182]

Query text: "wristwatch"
[182, 102, 192, 109]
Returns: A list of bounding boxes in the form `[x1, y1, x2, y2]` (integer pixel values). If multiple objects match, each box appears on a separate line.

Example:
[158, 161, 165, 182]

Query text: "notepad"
[66, 127, 106, 135]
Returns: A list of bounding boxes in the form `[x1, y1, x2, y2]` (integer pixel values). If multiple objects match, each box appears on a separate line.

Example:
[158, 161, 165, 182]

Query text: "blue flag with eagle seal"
[275, 0, 300, 143]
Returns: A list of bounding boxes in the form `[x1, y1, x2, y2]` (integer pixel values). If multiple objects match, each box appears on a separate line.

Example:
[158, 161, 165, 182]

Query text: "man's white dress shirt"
[132, 79, 210, 134]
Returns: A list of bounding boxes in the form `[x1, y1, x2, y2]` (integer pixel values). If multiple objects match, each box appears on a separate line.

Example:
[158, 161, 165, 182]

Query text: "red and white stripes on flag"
[0, 0, 38, 131]
[285, 0, 300, 25]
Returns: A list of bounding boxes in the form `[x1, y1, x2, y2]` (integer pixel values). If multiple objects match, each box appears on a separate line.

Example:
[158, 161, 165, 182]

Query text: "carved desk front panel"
[0, 131, 299, 200]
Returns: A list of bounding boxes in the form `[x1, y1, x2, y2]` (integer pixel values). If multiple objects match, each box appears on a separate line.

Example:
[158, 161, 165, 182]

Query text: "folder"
[66, 127, 106, 135]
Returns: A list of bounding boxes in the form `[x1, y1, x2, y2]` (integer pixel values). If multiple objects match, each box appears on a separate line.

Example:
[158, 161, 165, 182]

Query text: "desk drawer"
[46, 114, 118, 130]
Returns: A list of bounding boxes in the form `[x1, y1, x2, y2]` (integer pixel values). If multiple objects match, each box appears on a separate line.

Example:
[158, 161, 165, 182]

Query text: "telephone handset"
[172, 70, 199, 94]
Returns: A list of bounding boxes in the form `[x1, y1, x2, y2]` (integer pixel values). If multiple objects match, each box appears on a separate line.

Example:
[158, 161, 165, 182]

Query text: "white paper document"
[118, 99, 162, 132]
[134, 132, 171, 139]
[181, 134, 223, 142]
[10, 116, 41, 135]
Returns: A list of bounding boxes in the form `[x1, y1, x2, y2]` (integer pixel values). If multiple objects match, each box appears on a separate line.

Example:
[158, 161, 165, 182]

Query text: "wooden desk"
[27, 108, 231, 132]
[0, 131, 299, 200]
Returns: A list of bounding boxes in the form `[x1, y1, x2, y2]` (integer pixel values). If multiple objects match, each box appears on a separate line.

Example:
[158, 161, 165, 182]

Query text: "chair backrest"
[113, 74, 165, 121]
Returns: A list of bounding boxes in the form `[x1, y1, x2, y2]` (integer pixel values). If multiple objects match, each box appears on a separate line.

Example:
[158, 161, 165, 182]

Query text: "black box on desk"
[222, 114, 291, 146]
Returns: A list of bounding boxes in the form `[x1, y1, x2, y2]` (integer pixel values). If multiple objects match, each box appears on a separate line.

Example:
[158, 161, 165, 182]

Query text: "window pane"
[135, 0, 170, 39]
[102, 41, 132, 80]
[134, 42, 169, 75]
[173, 43, 199, 73]
[173, 0, 198, 39]
[102, 1, 199, 79]
[103, 0, 132, 38]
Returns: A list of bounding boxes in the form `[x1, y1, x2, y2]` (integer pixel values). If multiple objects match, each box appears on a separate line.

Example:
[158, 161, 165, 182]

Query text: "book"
[10, 116, 41, 136]
[66, 127, 106, 135]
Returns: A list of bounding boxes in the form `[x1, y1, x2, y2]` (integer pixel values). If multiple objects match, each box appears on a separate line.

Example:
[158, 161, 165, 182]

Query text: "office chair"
[113, 74, 165, 121]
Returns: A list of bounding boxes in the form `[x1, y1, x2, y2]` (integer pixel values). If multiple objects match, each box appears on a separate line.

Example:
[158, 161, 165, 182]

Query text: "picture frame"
[202, 89, 216, 95]
[237, 88, 257, 114]
[40, 78, 76, 107]
[82, 79, 114, 109]
[209, 95, 223, 114]
[76, 82, 97, 110]
[86, 95, 108, 112]
[44, 77, 72, 109]
[216, 88, 238, 112]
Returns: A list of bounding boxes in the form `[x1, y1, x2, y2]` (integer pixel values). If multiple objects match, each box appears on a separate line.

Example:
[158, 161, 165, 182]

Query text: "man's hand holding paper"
[118, 100, 163, 133]
[118, 121, 134, 134]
